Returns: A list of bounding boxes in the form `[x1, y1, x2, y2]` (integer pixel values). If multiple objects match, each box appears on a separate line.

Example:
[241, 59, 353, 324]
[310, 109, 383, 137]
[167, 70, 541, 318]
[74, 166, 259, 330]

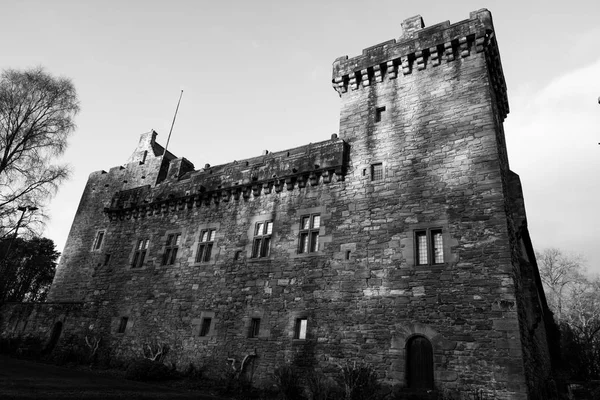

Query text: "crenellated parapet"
[331, 9, 508, 121]
[103, 135, 348, 220]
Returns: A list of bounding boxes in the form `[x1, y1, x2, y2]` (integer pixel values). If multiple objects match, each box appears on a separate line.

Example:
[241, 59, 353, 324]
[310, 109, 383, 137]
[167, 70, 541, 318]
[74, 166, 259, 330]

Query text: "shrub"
[273, 364, 304, 400]
[339, 361, 379, 400]
[0, 337, 22, 355]
[306, 369, 336, 400]
[125, 358, 174, 381]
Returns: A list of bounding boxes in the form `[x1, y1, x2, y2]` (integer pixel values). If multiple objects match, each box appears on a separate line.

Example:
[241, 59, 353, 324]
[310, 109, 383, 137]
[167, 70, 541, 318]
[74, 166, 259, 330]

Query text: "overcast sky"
[2, 0, 599, 274]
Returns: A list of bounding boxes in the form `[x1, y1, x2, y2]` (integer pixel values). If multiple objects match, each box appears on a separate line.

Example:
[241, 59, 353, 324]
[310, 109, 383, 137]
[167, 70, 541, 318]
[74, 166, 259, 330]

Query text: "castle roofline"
[331, 9, 508, 121]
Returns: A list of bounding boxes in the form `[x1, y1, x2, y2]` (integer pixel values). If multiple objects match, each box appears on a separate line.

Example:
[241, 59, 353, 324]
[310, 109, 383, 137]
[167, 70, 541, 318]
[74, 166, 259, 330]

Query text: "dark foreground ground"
[0, 355, 225, 400]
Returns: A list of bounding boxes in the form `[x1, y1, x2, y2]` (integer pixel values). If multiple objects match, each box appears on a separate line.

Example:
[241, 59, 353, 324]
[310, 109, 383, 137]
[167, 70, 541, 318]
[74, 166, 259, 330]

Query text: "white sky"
[2, 0, 600, 274]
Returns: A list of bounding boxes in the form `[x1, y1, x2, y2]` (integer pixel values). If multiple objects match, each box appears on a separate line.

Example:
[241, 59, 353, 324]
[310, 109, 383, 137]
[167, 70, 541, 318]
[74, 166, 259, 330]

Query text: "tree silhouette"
[0, 67, 79, 237]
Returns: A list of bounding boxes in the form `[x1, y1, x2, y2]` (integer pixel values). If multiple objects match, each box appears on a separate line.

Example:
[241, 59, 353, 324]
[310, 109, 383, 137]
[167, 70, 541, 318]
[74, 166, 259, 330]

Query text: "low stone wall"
[0, 302, 86, 355]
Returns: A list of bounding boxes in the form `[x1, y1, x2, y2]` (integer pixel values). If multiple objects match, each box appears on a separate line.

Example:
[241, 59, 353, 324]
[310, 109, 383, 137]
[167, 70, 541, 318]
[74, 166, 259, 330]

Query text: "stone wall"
[21, 8, 554, 399]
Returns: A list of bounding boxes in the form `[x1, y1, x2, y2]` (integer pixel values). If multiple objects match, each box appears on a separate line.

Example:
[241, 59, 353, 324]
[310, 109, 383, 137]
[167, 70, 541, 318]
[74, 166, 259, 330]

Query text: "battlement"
[332, 9, 508, 121]
[103, 134, 347, 219]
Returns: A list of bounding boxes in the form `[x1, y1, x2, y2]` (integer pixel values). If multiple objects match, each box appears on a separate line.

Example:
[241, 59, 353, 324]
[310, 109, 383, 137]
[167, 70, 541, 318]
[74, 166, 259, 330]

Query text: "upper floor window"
[299, 214, 320, 254]
[132, 239, 149, 268]
[93, 231, 105, 250]
[248, 318, 261, 338]
[162, 233, 181, 265]
[196, 229, 216, 263]
[415, 228, 444, 266]
[375, 106, 386, 123]
[199, 317, 212, 337]
[371, 163, 383, 181]
[252, 221, 272, 258]
[294, 317, 308, 340]
[117, 317, 128, 334]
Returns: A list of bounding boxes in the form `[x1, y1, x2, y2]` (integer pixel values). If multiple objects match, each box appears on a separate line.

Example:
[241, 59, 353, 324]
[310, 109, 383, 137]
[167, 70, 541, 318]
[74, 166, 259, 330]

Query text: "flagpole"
[164, 90, 183, 156]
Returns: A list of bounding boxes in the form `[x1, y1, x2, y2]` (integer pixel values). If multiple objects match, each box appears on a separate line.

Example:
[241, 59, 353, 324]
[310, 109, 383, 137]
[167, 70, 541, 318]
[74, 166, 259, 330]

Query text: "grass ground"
[0, 355, 226, 400]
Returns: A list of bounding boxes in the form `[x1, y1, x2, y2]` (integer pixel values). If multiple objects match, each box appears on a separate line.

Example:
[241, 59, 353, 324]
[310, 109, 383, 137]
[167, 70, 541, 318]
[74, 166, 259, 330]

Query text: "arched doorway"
[43, 321, 63, 354]
[406, 335, 434, 389]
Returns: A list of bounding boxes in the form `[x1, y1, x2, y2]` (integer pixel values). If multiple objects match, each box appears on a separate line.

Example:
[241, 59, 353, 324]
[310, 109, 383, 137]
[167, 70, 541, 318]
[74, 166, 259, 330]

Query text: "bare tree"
[537, 247, 600, 378]
[536, 248, 585, 321]
[0, 67, 79, 237]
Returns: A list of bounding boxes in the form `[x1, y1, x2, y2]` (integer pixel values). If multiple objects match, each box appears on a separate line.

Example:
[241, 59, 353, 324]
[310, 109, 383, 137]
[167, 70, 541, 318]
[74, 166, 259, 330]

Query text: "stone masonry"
[0, 9, 554, 399]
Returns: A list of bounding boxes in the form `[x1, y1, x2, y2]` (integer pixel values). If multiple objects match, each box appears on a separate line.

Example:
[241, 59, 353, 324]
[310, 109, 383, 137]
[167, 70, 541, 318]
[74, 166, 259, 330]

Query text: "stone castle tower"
[1, 9, 554, 399]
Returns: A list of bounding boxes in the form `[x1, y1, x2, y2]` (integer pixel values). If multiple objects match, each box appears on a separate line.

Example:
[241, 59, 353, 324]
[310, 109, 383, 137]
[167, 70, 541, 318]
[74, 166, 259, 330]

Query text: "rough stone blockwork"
[1, 9, 555, 399]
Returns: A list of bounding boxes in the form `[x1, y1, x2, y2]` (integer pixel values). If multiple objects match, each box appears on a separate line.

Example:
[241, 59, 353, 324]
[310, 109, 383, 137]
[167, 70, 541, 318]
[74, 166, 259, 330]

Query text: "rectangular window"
[251, 221, 273, 258]
[371, 163, 383, 181]
[294, 318, 307, 340]
[118, 317, 128, 333]
[196, 229, 216, 263]
[248, 318, 261, 338]
[375, 106, 386, 122]
[103, 254, 111, 266]
[299, 214, 320, 254]
[415, 229, 444, 266]
[162, 233, 181, 265]
[199, 317, 212, 337]
[132, 239, 149, 268]
[93, 231, 105, 250]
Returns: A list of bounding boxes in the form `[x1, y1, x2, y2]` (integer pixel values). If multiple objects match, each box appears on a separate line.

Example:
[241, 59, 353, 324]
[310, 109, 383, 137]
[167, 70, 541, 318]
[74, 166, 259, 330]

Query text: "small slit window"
[294, 318, 308, 340]
[375, 106, 386, 122]
[93, 231, 105, 250]
[118, 317, 128, 334]
[199, 317, 212, 337]
[248, 318, 261, 338]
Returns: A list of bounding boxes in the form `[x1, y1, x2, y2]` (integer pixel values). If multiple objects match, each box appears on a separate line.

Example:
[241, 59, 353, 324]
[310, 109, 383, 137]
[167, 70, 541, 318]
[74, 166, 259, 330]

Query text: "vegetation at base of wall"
[125, 358, 176, 381]
[273, 364, 304, 400]
[338, 361, 380, 400]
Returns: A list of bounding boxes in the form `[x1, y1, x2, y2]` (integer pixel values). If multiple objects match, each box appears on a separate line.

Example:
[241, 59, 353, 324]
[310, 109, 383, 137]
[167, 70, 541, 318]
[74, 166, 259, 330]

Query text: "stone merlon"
[331, 9, 508, 121]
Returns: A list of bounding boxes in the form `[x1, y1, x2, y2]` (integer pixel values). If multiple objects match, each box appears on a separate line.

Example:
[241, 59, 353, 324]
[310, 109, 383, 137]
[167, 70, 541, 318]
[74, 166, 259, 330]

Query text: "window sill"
[291, 252, 322, 259]
[247, 257, 273, 263]
[190, 261, 216, 267]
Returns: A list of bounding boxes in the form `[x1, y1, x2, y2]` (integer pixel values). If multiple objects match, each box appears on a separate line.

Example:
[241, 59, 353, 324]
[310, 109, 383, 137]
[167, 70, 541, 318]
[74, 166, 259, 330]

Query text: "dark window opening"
[248, 318, 261, 338]
[299, 214, 320, 254]
[132, 239, 149, 268]
[252, 221, 273, 258]
[415, 229, 444, 266]
[371, 163, 383, 181]
[294, 318, 308, 340]
[199, 317, 212, 337]
[345, 250, 351, 260]
[43, 321, 63, 354]
[93, 231, 105, 250]
[234, 250, 242, 261]
[407, 336, 434, 389]
[118, 317, 128, 334]
[196, 229, 216, 263]
[103, 254, 111, 266]
[162, 233, 181, 265]
[375, 106, 386, 122]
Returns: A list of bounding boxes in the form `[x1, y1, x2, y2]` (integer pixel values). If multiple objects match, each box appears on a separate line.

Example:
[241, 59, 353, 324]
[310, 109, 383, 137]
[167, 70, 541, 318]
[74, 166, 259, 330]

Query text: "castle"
[0, 9, 555, 399]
